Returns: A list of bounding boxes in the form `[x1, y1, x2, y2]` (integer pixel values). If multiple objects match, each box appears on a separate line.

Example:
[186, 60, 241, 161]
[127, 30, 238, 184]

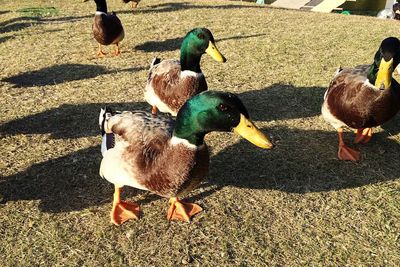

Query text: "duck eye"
[217, 104, 228, 112]
[197, 33, 205, 39]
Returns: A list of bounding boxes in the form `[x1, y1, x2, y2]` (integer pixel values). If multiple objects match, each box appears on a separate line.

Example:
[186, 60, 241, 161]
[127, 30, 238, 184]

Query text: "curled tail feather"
[150, 57, 161, 68]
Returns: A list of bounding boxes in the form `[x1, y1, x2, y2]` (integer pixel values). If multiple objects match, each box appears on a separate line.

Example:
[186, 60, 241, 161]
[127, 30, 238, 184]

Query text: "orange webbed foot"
[338, 144, 360, 162]
[97, 50, 106, 57]
[354, 128, 372, 144]
[111, 201, 140, 226]
[97, 44, 106, 57]
[167, 197, 202, 222]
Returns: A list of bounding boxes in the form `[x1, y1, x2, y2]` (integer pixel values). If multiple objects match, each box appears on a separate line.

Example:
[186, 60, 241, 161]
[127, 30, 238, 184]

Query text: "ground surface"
[0, 0, 399, 266]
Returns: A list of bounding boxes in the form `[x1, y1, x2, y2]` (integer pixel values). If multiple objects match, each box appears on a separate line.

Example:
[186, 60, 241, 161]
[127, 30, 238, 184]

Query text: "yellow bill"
[233, 114, 273, 149]
[205, 41, 226, 63]
[375, 58, 393, 89]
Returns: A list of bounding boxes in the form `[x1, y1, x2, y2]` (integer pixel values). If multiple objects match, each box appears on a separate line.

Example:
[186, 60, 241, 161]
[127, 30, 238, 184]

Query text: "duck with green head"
[145, 28, 226, 116]
[322, 37, 400, 161]
[99, 91, 272, 225]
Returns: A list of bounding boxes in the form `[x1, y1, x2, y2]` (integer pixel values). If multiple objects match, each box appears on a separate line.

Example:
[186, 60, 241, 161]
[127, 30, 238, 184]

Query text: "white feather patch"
[99, 108, 105, 129]
[95, 11, 107, 15]
[170, 136, 201, 150]
[363, 79, 377, 89]
[101, 134, 107, 156]
[323, 88, 329, 100]
[100, 145, 148, 190]
[321, 102, 346, 130]
[180, 70, 202, 79]
[144, 86, 177, 116]
[150, 58, 159, 68]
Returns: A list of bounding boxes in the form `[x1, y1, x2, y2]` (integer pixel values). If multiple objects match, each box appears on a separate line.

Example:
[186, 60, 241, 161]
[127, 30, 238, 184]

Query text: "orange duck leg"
[151, 105, 158, 115]
[110, 186, 140, 226]
[354, 128, 373, 144]
[97, 44, 106, 57]
[167, 197, 202, 222]
[132, 1, 139, 9]
[114, 43, 121, 56]
[337, 128, 360, 162]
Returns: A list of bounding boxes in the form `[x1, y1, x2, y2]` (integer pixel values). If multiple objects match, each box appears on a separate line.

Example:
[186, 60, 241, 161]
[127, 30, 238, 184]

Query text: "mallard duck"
[144, 28, 227, 116]
[99, 91, 273, 225]
[322, 37, 400, 161]
[92, 0, 124, 57]
[122, 0, 140, 9]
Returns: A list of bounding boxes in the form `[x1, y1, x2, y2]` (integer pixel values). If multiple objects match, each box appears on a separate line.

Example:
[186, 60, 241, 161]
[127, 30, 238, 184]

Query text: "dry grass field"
[1, 0, 399, 265]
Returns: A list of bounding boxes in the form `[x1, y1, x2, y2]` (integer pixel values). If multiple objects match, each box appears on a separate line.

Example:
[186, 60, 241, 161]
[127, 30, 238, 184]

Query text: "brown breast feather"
[327, 66, 400, 128]
[93, 14, 124, 45]
[109, 111, 209, 198]
[149, 60, 208, 113]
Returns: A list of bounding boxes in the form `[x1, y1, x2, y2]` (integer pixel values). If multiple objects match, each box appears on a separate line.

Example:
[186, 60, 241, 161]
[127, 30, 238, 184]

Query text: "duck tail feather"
[335, 66, 343, 76]
[99, 106, 114, 136]
[150, 57, 161, 68]
[99, 107, 117, 156]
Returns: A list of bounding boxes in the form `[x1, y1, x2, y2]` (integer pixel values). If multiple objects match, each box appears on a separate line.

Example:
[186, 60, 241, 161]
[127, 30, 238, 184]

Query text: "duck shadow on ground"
[0, 15, 91, 34]
[2, 64, 145, 88]
[0, 101, 148, 139]
[200, 125, 400, 198]
[237, 83, 326, 122]
[380, 114, 400, 136]
[0, 35, 13, 43]
[0, 145, 109, 212]
[0, 16, 38, 34]
[117, 1, 265, 15]
[134, 33, 266, 53]
[0, 101, 151, 212]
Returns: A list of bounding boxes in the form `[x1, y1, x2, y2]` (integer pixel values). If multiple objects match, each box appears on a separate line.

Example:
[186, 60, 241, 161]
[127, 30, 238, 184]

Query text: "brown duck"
[92, 0, 124, 57]
[99, 91, 273, 225]
[322, 37, 400, 161]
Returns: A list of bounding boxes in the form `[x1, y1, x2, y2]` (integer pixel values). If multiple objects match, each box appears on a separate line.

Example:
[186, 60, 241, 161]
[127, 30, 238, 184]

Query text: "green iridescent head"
[173, 91, 272, 149]
[180, 28, 226, 72]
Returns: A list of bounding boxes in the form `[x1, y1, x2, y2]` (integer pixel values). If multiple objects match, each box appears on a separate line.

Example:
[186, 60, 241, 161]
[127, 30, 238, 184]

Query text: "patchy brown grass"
[1, 0, 399, 266]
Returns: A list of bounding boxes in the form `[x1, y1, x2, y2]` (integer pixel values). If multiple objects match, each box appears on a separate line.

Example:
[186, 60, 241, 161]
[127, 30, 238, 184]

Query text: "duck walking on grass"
[92, 0, 124, 57]
[99, 91, 273, 225]
[322, 37, 400, 161]
[145, 28, 226, 116]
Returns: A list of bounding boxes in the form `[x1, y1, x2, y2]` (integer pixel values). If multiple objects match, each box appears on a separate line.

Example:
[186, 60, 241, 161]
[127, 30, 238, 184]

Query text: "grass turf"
[0, 0, 399, 265]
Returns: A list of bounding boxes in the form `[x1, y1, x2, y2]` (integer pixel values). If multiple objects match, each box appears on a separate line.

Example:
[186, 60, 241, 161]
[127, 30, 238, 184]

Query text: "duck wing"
[107, 111, 174, 151]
